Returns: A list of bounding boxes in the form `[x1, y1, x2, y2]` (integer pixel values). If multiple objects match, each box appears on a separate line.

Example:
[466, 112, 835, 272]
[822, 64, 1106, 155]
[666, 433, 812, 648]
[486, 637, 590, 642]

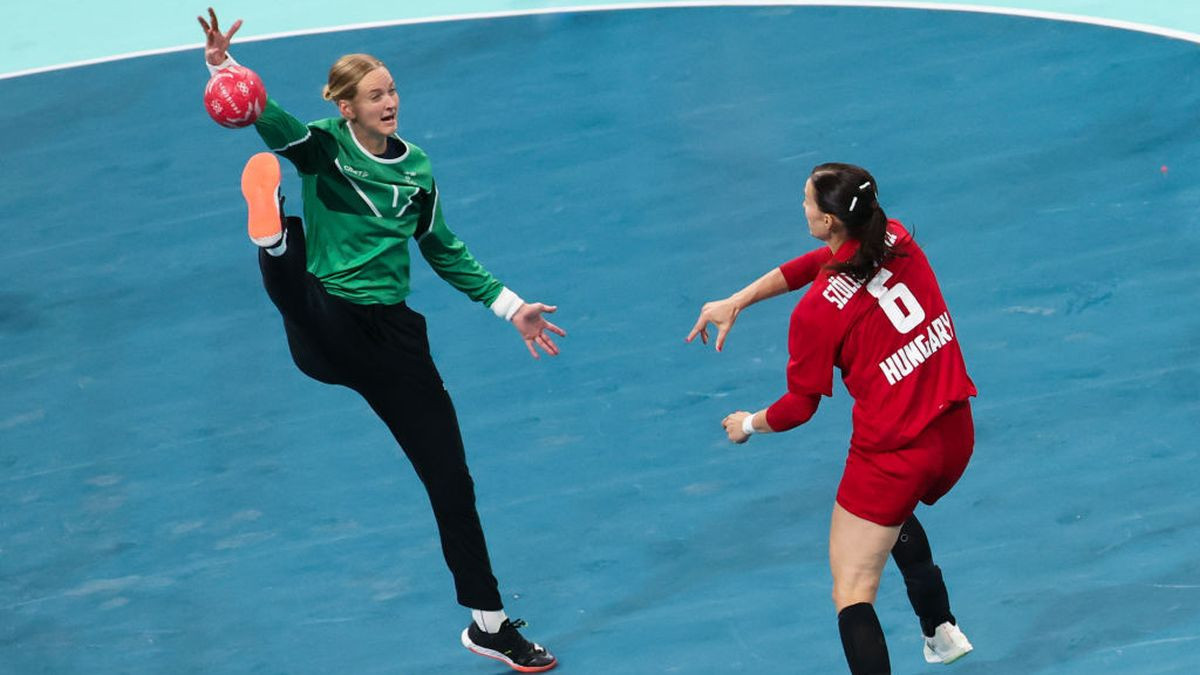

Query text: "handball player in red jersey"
[687, 163, 976, 674]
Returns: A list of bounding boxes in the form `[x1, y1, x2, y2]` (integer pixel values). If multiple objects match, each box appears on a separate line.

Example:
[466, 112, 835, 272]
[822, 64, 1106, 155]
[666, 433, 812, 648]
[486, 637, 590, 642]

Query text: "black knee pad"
[902, 562, 953, 637]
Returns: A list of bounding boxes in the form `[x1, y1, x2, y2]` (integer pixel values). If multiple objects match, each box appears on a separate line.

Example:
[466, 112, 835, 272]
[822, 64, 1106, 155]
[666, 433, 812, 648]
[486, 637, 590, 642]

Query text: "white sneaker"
[923, 622, 973, 664]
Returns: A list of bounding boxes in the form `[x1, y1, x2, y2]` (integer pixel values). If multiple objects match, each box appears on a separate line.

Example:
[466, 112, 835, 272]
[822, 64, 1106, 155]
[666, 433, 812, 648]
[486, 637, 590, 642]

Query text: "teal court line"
[3, 1, 1200, 77]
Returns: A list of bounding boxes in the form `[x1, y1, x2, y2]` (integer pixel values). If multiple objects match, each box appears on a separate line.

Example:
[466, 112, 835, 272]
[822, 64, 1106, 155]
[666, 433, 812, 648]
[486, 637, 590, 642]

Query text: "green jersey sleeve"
[415, 183, 505, 306]
[253, 98, 337, 175]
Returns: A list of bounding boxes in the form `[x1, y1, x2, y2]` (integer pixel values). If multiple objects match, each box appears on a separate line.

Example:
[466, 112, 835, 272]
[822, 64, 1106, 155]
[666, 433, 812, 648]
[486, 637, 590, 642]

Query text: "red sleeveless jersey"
[767, 221, 976, 452]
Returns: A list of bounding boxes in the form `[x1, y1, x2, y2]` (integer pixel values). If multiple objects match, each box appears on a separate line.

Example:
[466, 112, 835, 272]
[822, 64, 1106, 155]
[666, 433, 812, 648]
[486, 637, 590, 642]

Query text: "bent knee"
[833, 581, 880, 611]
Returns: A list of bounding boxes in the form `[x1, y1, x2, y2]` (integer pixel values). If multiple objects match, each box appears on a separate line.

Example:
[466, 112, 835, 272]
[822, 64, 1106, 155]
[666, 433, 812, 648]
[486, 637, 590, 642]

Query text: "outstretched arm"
[198, 9, 332, 173]
[685, 267, 788, 352]
[414, 190, 567, 359]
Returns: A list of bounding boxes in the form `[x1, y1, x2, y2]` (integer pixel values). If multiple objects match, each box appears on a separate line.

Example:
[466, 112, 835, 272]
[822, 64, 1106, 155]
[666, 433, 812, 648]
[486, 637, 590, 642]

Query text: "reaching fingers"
[523, 332, 559, 358]
[715, 325, 730, 352]
[225, 18, 242, 41]
[513, 304, 565, 358]
[197, 15, 211, 33]
[686, 315, 708, 343]
[208, 7, 219, 33]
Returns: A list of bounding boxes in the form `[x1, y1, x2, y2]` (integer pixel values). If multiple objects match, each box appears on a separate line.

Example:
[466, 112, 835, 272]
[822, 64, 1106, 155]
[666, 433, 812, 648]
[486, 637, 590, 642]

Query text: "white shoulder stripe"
[334, 159, 382, 217]
[271, 130, 312, 152]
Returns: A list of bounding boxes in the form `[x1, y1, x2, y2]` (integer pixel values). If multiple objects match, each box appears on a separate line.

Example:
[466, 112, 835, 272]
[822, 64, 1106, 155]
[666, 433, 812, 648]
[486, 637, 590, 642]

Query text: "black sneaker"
[461, 618, 557, 672]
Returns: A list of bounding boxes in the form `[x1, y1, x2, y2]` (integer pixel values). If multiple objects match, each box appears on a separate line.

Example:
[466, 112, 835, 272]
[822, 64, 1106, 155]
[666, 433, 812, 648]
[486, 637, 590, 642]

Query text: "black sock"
[891, 515, 955, 637]
[837, 602, 890, 675]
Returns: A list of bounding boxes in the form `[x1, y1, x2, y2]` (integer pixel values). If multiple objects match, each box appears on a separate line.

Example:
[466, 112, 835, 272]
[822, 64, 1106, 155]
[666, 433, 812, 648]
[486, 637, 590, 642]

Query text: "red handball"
[203, 65, 267, 128]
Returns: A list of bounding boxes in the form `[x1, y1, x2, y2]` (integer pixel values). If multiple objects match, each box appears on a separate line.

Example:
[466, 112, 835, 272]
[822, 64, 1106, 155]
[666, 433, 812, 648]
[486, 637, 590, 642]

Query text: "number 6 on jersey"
[867, 268, 925, 334]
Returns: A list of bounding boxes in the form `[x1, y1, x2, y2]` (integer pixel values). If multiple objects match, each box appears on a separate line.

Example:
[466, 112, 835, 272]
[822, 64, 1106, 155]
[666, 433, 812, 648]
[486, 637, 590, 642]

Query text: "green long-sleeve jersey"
[252, 98, 505, 307]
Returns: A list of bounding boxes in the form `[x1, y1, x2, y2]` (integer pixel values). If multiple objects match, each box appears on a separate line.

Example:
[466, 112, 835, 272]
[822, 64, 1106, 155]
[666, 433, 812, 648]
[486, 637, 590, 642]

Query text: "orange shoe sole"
[465, 645, 557, 673]
[240, 152, 283, 247]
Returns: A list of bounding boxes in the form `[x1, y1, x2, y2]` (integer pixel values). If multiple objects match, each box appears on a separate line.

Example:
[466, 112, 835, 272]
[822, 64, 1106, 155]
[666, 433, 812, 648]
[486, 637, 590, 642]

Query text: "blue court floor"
[1, 5, 1199, 674]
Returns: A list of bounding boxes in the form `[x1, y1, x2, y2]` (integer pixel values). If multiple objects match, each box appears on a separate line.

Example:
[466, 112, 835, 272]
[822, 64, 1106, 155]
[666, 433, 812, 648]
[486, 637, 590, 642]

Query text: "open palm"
[197, 7, 242, 66]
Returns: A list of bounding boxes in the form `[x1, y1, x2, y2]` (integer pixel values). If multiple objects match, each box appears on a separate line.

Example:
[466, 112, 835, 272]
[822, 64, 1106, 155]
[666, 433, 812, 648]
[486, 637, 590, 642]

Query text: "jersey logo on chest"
[340, 164, 370, 179]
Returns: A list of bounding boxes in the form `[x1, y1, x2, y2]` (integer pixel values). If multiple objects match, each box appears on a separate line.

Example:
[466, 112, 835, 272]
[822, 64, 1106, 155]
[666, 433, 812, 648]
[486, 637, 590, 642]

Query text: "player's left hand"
[511, 302, 567, 359]
[722, 411, 752, 444]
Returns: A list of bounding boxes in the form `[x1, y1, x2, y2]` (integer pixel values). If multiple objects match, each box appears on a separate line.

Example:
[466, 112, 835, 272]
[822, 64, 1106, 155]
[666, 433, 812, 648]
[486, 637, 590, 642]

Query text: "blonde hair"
[321, 53, 385, 102]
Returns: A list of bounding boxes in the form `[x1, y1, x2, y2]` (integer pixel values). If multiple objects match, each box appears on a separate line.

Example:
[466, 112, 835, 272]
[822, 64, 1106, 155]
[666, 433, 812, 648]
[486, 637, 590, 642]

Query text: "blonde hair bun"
[324, 53, 385, 102]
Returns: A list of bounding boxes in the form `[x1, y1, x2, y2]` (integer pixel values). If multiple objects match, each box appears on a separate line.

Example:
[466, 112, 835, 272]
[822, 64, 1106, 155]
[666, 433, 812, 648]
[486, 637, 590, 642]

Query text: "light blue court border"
[4, 0, 1200, 78]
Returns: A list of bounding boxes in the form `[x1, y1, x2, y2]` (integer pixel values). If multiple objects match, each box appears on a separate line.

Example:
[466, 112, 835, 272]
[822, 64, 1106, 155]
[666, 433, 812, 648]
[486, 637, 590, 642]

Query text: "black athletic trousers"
[259, 217, 503, 611]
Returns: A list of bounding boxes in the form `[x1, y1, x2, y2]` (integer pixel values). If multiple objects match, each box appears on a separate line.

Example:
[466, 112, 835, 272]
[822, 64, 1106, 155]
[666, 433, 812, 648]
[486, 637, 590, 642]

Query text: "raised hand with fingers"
[197, 7, 242, 66]
[511, 303, 567, 359]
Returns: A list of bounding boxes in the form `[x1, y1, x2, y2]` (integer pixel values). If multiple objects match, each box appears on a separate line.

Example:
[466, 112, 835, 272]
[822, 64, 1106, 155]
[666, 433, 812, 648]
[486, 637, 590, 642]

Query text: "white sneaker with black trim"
[923, 621, 973, 664]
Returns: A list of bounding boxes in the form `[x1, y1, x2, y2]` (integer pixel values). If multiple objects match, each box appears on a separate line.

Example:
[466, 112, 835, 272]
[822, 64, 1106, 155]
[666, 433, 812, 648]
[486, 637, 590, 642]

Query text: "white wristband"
[206, 53, 240, 76]
[742, 414, 757, 436]
[490, 287, 525, 322]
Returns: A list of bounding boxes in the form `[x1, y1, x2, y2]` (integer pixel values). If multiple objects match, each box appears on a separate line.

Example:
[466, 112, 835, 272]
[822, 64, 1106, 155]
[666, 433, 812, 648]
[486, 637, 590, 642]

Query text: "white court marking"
[3, 2, 1200, 80]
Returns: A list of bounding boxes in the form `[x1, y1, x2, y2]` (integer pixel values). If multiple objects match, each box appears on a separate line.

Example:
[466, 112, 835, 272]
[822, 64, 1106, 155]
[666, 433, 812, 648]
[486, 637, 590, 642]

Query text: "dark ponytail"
[810, 163, 894, 283]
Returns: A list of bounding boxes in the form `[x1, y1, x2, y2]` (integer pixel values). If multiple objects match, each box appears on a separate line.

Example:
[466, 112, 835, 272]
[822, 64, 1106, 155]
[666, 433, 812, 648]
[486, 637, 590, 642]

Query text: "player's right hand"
[685, 297, 740, 352]
[197, 7, 242, 66]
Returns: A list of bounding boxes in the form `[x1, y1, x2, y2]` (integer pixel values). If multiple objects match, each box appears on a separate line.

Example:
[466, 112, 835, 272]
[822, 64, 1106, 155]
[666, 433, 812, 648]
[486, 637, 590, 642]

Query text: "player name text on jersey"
[823, 273, 863, 310]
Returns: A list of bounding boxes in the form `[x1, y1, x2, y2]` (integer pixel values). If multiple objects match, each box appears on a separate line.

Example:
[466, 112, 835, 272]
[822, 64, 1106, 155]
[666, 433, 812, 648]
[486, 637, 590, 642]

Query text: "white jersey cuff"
[490, 287, 525, 322]
[206, 54, 240, 76]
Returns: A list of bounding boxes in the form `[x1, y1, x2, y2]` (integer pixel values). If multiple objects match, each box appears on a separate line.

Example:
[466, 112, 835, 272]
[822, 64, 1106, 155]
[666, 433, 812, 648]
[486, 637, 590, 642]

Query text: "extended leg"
[359, 376, 502, 611]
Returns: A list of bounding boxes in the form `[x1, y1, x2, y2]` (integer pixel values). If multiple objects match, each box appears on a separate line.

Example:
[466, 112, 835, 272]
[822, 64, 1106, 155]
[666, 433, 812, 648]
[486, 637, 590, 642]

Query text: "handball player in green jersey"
[199, 9, 561, 672]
